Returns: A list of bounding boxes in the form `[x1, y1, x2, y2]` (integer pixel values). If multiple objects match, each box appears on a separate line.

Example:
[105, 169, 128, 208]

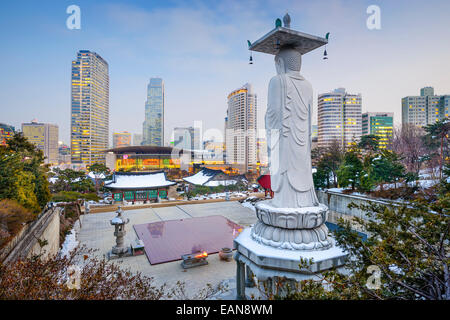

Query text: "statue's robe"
[265, 73, 319, 208]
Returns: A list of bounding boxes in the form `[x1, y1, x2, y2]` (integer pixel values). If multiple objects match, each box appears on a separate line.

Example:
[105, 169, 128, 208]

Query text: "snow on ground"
[374, 179, 441, 191]
[419, 167, 441, 179]
[240, 200, 256, 212]
[60, 227, 79, 258]
[204, 180, 237, 187]
[192, 191, 248, 201]
[328, 177, 447, 194]
[87, 171, 106, 180]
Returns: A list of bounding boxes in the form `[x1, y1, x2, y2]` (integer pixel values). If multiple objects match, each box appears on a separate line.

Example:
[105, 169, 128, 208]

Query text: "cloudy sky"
[1, 0, 450, 145]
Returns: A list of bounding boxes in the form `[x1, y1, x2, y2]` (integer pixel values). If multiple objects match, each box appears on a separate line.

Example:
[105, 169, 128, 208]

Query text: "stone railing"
[0, 206, 61, 263]
[317, 190, 399, 233]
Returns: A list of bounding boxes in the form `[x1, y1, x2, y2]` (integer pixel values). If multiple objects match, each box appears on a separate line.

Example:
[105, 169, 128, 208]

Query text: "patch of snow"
[49, 177, 58, 184]
[87, 171, 106, 180]
[204, 180, 237, 187]
[241, 201, 256, 212]
[60, 228, 79, 258]
[327, 188, 344, 193]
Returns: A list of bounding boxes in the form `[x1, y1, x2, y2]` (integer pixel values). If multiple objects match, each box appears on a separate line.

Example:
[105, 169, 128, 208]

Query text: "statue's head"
[275, 46, 302, 74]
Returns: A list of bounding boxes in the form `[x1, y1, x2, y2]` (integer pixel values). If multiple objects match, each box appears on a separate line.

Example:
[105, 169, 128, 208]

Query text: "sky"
[1, 0, 450, 145]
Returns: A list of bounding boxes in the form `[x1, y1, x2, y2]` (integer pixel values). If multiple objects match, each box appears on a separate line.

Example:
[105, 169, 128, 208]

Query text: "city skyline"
[1, 1, 450, 146]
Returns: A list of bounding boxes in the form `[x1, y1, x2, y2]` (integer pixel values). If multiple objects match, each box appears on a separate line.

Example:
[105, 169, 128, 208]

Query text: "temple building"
[105, 171, 176, 202]
[104, 145, 186, 171]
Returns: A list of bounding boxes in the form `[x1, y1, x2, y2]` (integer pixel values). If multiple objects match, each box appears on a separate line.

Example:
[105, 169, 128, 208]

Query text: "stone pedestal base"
[234, 228, 347, 299]
[252, 202, 332, 250]
[107, 247, 132, 260]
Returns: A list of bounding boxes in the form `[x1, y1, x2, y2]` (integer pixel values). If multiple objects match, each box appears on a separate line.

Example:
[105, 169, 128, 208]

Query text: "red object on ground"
[133, 215, 243, 265]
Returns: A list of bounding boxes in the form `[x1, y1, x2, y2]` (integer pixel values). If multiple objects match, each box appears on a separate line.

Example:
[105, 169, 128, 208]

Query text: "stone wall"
[0, 207, 61, 263]
[317, 190, 394, 233]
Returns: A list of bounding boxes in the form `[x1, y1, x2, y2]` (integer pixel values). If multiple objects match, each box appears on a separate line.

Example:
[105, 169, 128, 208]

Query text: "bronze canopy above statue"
[248, 25, 328, 55]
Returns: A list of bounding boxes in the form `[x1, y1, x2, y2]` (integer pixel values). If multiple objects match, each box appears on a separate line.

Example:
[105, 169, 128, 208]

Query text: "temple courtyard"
[74, 201, 258, 299]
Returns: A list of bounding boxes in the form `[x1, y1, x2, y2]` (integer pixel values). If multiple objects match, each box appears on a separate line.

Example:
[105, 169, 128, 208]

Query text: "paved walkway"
[76, 201, 257, 299]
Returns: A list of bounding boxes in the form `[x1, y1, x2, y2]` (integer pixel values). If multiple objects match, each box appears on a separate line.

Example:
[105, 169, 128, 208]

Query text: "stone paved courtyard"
[75, 201, 257, 299]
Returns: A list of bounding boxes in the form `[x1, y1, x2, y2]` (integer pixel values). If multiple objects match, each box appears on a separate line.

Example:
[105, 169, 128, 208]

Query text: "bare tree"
[391, 124, 427, 175]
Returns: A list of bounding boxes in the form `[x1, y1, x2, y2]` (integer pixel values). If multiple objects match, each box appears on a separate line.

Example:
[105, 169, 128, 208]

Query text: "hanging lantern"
[323, 32, 330, 60]
[247, 40, 253, 64]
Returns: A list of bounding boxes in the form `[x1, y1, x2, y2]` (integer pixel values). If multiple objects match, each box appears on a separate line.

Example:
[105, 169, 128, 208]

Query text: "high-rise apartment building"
[225, 83, 257, 171]
[22, 120, 59, 164]
[402, 87, 449, 127]
[173, 127, 200, 151]
[318, 88, 362, 148]
[113, 131, 132, 148]
[0, 123, 15, 146]
[362, 112, 394, 149]
[143, 78, 164, 146]
[71, 50, 109, 166]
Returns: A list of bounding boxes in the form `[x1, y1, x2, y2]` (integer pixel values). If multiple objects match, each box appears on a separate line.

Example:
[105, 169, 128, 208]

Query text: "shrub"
[0, 199, 33, 248]
[0, 246, 226, 300]
[51, 191, 99, 203]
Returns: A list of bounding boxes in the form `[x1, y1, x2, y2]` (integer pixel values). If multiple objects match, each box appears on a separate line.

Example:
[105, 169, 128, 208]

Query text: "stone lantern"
[108, 206, 131, 259]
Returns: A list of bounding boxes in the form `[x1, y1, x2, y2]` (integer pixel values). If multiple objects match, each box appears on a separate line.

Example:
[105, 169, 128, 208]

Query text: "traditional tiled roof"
[105, 171, 176, 190]
[183, 168, 244, 186]
[105, 145, 185, 155]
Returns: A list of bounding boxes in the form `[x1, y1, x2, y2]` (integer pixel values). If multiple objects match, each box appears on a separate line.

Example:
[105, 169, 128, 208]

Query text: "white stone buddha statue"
[265, 46, 319, 209]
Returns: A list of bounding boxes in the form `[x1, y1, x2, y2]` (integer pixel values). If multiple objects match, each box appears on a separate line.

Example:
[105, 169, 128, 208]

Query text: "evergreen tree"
[337, 150, 363, 191]
[358, 134, 380, 153]
[88, 163, 111, 193]
[0, 133, 49, 213]
[371, 149, 405, 190]
[279, 182, 450, 300]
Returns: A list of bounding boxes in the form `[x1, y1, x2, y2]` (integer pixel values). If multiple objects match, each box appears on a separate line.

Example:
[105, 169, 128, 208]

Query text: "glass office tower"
[71, 50, 109, 166]
[143, 78, 164, 146]
[362, 112, 394, 149]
